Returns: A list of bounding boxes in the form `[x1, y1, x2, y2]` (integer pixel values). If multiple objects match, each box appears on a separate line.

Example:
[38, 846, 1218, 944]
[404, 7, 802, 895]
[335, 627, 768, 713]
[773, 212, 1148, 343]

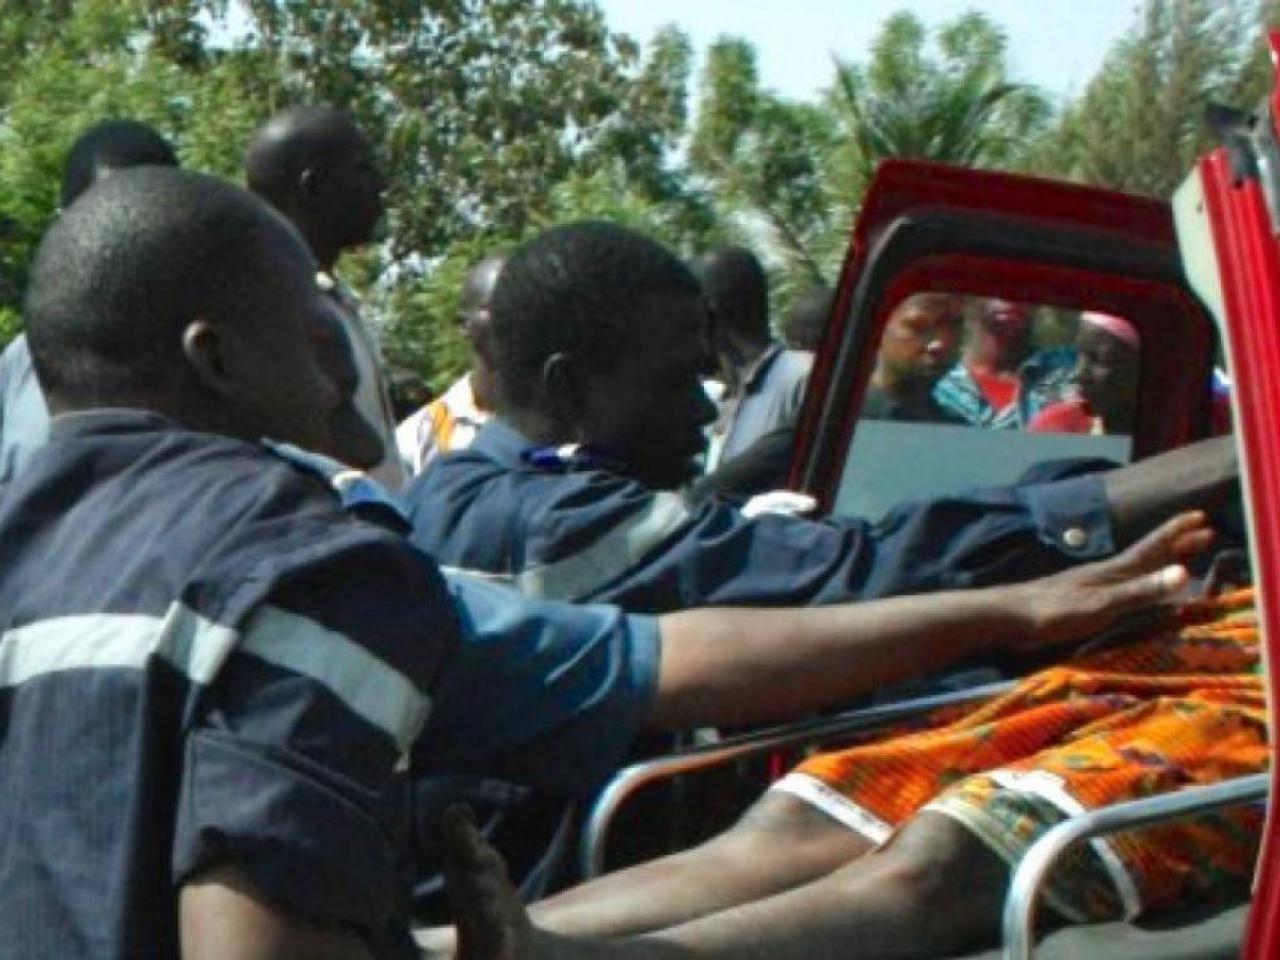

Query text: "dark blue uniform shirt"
[0, 411, 455, 958]
[269, 440, 661, 798]
[406, 419, 1116, 612]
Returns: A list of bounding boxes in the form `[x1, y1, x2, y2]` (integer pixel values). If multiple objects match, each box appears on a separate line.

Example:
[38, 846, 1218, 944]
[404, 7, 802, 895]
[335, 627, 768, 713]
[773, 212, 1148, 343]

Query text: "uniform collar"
[471, 418, 534, 467]
[48, 408, 182, 441]
[472, 419, 623, 474]
[741, 341, 786, 394]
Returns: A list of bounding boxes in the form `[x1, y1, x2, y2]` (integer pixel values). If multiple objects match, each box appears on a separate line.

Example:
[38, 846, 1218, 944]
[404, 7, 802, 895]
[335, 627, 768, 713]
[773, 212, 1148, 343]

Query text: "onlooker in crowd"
[933, 298, 1075, 429]
[245, 105, 406, 488]
[10, 170, 1199, 956]
[406, 221, 1238, 613]
[862, 292, 967, 424]
[780, 282, 834, 352]
[397, 255, 505, 475]
[1030, 311, 1141, 436]
[698, 245, 813, 466]
[0, 118, 178, 480]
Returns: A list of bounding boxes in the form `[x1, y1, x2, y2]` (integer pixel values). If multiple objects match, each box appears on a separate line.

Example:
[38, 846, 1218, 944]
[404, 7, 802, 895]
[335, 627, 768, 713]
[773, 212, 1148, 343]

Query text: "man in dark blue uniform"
[405, 221, 1236, 613]
[5, 166, 447, 958]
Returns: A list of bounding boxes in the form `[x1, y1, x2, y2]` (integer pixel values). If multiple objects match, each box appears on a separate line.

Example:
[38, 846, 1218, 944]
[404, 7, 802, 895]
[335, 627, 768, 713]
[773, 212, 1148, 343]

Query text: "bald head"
[458, 254, 506, 409]
[244, 105, 384, 265]
[25, 167, 338, 450]
[61, 119, 178, 209]
[696, 245, 769, 346]
[460, 256, 506, 323]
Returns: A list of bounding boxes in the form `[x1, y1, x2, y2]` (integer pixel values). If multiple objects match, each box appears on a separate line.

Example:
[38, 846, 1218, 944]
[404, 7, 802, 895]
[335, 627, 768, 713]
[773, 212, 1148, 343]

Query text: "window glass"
[835, 294, 1139, 521]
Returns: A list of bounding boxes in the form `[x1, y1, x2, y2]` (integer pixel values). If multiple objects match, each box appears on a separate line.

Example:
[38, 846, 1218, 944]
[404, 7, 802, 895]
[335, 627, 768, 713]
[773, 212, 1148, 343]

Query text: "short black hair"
[244, 105, 362, 204]
[782, 284, 833, 352]
[26, 167, 305, 404]
[696, 245, 769, 343]
[490, 221, 702, 409]
[60, 119, 178, 209]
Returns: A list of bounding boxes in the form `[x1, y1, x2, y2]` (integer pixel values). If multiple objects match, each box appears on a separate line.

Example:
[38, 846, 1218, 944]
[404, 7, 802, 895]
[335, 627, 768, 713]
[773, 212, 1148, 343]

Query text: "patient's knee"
[847, 811, 1008, 953]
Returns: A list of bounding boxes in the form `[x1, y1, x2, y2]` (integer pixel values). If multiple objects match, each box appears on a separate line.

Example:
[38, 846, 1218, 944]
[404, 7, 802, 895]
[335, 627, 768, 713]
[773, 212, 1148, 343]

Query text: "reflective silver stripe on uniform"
[514, 491, 692, 601]
[0, 603, 430, 756]
[240, 605, 430, 755]
[439, 566, 518, 586]
[0, 604, 238, 689]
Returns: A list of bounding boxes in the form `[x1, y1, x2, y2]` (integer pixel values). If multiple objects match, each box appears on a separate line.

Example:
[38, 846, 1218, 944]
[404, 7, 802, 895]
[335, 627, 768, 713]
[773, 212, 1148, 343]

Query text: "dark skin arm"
[181, 866, 373, 960]
[1103, 435, 1237, 545]
[645, 511, 1207, 731]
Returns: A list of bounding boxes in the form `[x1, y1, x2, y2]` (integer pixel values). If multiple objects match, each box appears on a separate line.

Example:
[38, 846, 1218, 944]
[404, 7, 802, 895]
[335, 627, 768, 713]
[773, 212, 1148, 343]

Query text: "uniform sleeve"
[539, 471, 1117, 611]
[412, 574, 660, 797]
[172, 543, 450, 940]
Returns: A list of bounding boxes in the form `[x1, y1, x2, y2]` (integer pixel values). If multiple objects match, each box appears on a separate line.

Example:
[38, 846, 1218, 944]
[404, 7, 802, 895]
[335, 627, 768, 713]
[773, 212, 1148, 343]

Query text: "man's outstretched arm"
[646, 511, 1207, 730]
[1103, 435, 1237, 545]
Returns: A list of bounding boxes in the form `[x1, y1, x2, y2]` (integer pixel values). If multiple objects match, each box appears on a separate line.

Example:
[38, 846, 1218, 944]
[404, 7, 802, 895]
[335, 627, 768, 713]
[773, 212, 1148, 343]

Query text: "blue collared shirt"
[0, 410, 446, 958]
[717, 342, 813, 463]
[406, 418, 1116, 613]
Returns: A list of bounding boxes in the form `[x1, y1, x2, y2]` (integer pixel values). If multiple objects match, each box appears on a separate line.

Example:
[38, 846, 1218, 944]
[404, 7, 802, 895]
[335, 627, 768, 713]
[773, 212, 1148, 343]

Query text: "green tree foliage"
[831, 12, 1050, 188]
[688, 12, 1046, 315]
[0, 1, 714, 383]
[689, 38, 839, 307]
[7, 1, 1280, 383]
[1030, 0, 1268, 196]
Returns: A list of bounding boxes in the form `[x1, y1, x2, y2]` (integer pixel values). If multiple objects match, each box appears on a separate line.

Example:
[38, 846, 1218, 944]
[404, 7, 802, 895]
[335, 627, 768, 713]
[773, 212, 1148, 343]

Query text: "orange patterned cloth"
[774, 589, 1268, 922]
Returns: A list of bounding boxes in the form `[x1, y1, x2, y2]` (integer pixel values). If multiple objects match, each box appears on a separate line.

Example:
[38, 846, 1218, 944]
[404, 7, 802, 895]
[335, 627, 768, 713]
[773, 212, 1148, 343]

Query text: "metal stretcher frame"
[1001, 771, 1271, 960]
[578, 680, 1013, 879]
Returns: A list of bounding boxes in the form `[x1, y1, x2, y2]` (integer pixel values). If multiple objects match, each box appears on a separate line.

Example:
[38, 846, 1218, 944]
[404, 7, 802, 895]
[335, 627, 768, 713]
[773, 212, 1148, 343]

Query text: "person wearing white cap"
[1029, 311, 1141, 435]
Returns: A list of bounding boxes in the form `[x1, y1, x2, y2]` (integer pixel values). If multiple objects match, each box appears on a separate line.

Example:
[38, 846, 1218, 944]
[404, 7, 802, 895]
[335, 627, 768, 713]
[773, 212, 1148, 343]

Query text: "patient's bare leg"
[633, 810, 1009, 959]
[449, 809, 1011, 960]
[530, 790, 871, 937]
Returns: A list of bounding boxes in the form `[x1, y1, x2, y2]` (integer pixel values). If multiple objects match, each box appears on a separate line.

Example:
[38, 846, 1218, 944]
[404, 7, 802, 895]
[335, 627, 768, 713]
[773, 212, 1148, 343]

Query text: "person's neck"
[722, 335, 772, 393]
[871, 368, 932, 404]
[496, 408, 564, 447]
[470, 362, 496, 413]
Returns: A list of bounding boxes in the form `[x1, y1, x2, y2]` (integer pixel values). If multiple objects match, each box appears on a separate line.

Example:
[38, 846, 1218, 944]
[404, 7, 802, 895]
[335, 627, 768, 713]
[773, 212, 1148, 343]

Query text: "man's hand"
[1009, 510, 1211, 652]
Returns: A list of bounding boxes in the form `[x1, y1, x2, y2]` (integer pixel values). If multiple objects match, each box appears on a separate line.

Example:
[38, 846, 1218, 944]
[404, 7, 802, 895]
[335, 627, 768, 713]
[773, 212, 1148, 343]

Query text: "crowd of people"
[0, 107, 1261, 960]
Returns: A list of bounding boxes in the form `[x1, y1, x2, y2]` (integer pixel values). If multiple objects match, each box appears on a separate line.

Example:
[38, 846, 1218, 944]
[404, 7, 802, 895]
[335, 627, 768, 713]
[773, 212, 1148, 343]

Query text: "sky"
[595, 0, 1145, 105]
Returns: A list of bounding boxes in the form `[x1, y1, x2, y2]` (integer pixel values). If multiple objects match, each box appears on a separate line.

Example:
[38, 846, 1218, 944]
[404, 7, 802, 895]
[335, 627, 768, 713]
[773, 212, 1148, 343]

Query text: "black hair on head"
[60, 119, 178, 209]
[695, 245, 769, 342]
[490, 220, 701, 408]
[244, 104, 361, 204]
[25, 167, 309, 405]
[782, 284, 834, 352]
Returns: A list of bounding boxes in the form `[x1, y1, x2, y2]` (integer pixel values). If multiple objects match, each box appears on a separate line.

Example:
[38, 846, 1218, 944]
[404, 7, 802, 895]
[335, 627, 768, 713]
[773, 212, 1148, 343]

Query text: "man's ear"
[541, 351, 586, 427]
[181, 319, 237, 398]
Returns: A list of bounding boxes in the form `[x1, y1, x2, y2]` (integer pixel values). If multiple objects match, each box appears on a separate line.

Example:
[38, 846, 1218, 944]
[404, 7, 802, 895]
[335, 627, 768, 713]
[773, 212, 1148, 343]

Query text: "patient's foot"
[442, 806, 678, 960]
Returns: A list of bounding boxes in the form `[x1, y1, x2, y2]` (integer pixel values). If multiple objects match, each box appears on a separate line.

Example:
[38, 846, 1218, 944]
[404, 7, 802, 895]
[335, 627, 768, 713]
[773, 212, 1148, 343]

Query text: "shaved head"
[458, 254, 507, 409]
[61, 119, 178, 209]
[24, 167, 339, 450]
[696, 246, 769, 345]
[244, 106, 361, 201]
[459, 255, 506, 325]
[244, 105, 384, 264]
